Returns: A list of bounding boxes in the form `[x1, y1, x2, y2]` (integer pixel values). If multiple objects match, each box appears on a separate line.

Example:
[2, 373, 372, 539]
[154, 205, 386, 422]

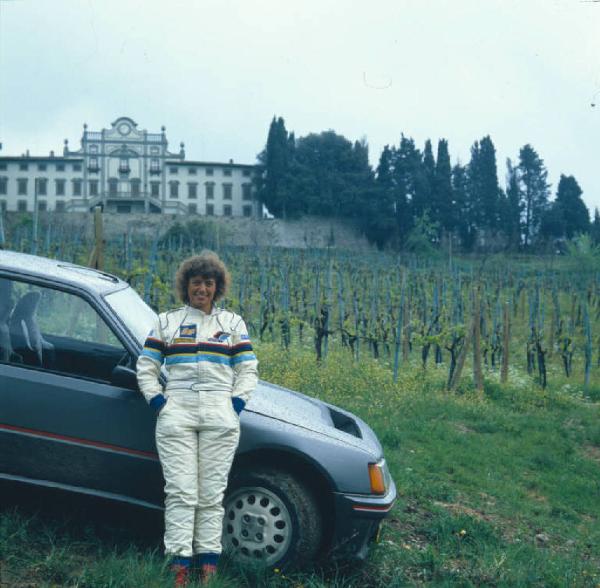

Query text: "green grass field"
[1, 343, 599, 587]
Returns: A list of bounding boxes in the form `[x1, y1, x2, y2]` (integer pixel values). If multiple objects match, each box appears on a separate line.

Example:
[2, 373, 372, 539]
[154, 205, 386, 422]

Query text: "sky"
[1, 0, 599, 213]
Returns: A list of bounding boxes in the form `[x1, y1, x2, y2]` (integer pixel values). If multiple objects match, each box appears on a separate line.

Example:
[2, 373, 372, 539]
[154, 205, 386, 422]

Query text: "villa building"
[0, 117, 259, 217]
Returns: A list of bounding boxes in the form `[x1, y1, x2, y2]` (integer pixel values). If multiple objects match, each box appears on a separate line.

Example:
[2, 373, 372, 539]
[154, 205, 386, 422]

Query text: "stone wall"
[2, 212, 372, 250]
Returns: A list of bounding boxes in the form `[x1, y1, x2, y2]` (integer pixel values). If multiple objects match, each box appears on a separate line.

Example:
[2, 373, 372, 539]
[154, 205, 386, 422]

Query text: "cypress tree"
[539, 203, 565, 242]
[467, 136, 502, 243]
[452, 163, 474, 250]
[434, 139, 454, 236]
[505, 158, 522, 250]
[361, 145, 396, 248]
[394, 135, 424, 227]
[255, 116, 294, 218]
[554, 175, 590, 238]
[422, 139, 436, 217]
[518, 144, 550, 248]
[592, 208, 600, 246]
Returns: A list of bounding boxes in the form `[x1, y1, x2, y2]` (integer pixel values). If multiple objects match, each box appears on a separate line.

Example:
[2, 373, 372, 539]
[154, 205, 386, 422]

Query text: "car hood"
[246, 380, 382, 458]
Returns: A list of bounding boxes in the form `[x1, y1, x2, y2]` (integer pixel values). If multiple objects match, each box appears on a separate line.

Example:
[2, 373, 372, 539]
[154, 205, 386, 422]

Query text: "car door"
[0, 276, 163, 507]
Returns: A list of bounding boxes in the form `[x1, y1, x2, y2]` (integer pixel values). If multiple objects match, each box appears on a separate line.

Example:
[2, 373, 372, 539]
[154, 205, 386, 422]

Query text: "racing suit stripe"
[137, 323, 167, 403]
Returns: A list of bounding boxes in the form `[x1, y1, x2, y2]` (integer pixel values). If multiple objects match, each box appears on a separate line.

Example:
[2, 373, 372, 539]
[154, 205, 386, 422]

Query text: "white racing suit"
[136, 305, 258, 560]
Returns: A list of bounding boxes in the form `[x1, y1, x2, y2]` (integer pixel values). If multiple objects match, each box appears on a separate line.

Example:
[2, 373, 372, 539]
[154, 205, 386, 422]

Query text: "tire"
[223, 467, 322, 569]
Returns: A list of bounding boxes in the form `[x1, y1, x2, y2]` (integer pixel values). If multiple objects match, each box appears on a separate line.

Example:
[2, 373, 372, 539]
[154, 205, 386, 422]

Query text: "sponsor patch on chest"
[178, 324, 197, 340]
[208, 331, 231, 342]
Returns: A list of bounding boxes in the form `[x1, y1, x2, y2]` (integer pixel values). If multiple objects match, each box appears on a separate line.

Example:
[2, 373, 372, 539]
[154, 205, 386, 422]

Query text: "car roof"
[0, 250, 128, 295]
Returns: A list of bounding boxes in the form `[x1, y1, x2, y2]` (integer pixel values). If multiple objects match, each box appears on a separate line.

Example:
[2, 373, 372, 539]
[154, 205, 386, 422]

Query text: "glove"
[231, 397, 246, 415]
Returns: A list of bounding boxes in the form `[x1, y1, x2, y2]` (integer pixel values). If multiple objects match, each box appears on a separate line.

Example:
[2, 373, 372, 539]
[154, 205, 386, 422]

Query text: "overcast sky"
[1, 0, 599, 213]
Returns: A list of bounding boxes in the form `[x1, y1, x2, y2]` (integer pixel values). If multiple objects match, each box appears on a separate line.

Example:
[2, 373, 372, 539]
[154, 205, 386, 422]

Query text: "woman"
[136, 251, 258, 586]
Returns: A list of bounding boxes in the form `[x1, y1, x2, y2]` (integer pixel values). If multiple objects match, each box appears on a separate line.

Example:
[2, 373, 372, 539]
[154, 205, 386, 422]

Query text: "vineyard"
[3, 213, 599, 393]
[1, 214, 600, 586]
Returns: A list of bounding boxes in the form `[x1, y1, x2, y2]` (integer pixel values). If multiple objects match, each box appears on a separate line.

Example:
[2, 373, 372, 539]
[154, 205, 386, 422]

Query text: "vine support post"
[583, 300, 592, 388]
[393, 271, 406, 383]
[472, 285, 484, 393]
[31, 178, 39, 255]
[501, 300, 510, 384]
[0, 204, 5, 249]
[88, 206, 104, 270]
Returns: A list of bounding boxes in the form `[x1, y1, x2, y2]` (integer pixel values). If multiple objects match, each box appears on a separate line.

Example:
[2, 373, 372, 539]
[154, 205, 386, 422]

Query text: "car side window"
[0, 277, 127, 382]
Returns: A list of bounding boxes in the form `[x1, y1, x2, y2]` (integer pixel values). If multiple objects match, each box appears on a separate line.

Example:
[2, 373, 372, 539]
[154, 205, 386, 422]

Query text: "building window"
[55, 200, 65, 212]
[37, 179, 48, 196]
[242, 183, 252, 201]
[19, 163, 28, 171]
[108, 179, 118, 196]
[150, 159, 160, 174]
[0, 164, 7, 171]
[169, 166, 178, 174]
[0, 177, 7, 195]
[0, 200, 6, 212]
[17, 179, 28, 195]
[89, 180, 99, 196]
[55, 179, 65, 196]
[205, 182, 214, 199]
[188, 183, 197, 199]
[188, 203, 197, 214]
[119, 157, 130, 174]
[72, 179, 82, 196]
[169, 181, 179, 198]
[206, 168, 214, 176]
[18, 200, 27, 212]
[37, 200, 47, 212]
[56, 163, 65, 172]
[73, 163, 82, 172]
[223, 168, 232, 177]
[150, 182, 160, 197]
[188, 167, 197, 175]
[89, 157, 99, 172]
[90, 144, 98, 153]
[38, 163, 47, 171]
[223, 183, 233, 200]
[223, 204, 232, 217]
[242, 168, 252, 177]
[243, 205, 252, 217]
[206, 203, 214, 216]
[131, 179, 141, 196]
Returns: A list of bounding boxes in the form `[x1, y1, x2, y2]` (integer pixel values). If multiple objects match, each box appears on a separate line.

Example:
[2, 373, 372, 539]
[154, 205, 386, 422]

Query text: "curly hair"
[175, 251, 231, 304]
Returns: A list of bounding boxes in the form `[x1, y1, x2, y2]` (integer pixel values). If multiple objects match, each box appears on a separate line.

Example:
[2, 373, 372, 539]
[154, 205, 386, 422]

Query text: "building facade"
[0, 117, 259, 217]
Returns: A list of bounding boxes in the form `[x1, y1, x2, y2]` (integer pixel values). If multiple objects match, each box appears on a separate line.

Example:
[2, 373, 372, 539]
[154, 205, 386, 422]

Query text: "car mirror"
[110, 365, 138, 390]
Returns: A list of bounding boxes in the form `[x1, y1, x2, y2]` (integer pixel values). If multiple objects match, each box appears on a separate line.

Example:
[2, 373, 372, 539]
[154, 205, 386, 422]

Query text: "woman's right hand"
[149, 393, 167, 414]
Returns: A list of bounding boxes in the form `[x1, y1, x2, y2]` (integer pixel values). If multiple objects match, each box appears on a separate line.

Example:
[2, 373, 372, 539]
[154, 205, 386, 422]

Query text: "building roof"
[0, 156, 82, 163]
[165, 159, 255, 168]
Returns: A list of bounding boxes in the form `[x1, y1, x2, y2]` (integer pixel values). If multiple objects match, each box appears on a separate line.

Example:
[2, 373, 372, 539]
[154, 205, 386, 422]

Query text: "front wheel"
[223, 467, 322, 569]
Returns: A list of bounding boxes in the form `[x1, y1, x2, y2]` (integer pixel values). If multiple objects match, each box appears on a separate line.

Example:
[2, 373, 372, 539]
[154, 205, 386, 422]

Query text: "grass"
[1, 342, 599, 587]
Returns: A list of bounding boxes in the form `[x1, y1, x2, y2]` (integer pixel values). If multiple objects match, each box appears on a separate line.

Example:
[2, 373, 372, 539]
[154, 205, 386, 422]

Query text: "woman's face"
[187, 274, 217, 312]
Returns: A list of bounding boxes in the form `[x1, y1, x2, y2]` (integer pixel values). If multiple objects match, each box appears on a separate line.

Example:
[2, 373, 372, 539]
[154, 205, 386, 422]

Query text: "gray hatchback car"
[0, 251, 396, 568]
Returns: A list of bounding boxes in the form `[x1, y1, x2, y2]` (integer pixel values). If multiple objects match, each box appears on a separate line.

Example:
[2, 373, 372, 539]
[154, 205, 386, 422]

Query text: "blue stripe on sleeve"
[142, 348, 163, 361]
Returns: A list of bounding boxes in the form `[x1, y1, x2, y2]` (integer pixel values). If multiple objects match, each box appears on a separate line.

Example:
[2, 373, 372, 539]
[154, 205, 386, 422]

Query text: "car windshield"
[104, 286, 157, 345]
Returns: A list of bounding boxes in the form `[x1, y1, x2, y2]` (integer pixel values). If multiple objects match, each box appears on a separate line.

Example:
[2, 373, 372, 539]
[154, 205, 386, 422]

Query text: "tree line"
[255, 117, 599, 251]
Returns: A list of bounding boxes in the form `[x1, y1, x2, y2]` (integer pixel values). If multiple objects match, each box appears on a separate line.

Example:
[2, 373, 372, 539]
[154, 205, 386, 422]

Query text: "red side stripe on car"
[0, 423, 159, 461]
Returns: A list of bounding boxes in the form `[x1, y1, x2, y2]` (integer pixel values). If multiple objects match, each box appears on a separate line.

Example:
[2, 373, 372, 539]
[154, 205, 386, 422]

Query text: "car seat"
[0, 278, 20, 363]
[9, 291, 55, 367]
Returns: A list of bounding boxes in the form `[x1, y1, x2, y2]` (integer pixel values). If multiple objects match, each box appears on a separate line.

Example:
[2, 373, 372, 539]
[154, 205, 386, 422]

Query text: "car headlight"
[368, 459, 389, 495]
